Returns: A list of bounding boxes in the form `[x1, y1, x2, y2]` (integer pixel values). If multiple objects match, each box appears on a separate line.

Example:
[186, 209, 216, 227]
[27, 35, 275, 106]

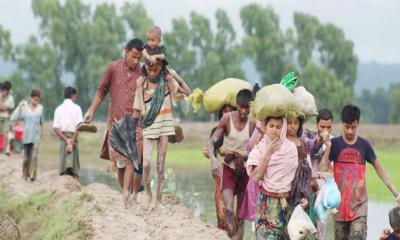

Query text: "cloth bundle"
[188, 78, 252, 113]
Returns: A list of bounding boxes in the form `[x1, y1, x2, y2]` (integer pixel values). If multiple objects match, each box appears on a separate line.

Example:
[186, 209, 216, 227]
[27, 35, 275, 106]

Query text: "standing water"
[78, 166, 394, 240]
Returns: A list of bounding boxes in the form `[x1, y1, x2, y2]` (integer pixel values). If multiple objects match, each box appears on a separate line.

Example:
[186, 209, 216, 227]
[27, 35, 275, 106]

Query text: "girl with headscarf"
[247, 117, 299, 239]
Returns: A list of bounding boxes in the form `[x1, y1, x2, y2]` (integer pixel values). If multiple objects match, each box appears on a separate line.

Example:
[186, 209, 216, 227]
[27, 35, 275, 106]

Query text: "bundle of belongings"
[287, 204, 318, 240]
[251, 72, 317, 122]
[188, 78, 252, 113]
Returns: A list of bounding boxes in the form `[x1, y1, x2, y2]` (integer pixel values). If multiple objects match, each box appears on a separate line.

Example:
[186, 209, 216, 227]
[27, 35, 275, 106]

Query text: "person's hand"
[319, 171, 333, 180]
[67, 139, 74, 146]
[19, 100, 27, 108]
[65, 143, 73, 153]
[150, 56, 157, 65]
[380, 228, 391, 240]
[219, 149, 228, 157]
[396, 193, 400, 204]
[169, 68, 177, 76]
[202, 147, 210, 159]
[311, 179, 320, 192]
[300, 198, 309, 209]
[84, 110, 93, 123]
[256, 121, 266, 134]
[137, 76, 145, 86]
[211, 161, 221, 179]
[267, 136, 279, 154]
[320, 131, 330, 143]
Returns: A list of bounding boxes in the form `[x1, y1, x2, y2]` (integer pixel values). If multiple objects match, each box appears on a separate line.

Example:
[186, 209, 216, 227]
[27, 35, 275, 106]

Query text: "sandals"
[168, 125, 184, 143]
[76, 122, 97, 133]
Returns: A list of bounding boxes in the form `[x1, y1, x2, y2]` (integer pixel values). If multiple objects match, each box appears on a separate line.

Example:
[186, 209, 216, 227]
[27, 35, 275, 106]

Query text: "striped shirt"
[134, 76, 178, 139]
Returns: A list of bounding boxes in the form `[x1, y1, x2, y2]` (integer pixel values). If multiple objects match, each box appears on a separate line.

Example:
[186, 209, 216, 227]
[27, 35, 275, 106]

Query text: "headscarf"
[246, 118, 299, 193]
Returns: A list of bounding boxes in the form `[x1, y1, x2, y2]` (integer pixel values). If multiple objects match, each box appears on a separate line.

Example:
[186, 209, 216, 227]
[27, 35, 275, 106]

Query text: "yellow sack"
[188, 78, 252, 113]
[250, 84, 304, 121]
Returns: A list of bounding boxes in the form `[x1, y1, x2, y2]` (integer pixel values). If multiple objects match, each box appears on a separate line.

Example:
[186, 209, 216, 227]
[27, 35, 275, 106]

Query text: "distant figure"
[11, 89, 43, 181]
[0, 81, 15, 154]
[53, 87, 83, 179]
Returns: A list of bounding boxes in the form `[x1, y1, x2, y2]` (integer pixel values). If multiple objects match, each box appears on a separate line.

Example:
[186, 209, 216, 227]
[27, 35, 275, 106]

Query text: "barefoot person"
[10, 89, 43, 182]
[133, 55, 190, 209]
[319, 105, 400, 240]
[202, 104, 236, 230]
[53, 87, 83, 179]
[207, 89, 256, 239]
[247, 117, 298, 239]
[0, 81, 15, 154]
[302, 108, 334, 239]
[84, 38, 145, 206]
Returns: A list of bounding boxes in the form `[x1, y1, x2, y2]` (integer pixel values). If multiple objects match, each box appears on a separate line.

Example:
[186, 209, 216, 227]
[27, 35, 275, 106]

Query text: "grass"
[0, 188, 92, 240]
[38, 125, 211, 171]
[366, 148, 400, 201]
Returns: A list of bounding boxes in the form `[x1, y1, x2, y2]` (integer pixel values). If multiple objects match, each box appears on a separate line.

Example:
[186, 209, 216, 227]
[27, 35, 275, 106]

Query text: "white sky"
[1, 0, 400, 64]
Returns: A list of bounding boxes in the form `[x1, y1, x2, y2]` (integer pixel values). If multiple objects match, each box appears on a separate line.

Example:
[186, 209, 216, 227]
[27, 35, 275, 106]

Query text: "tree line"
[0, 0, 398, 123]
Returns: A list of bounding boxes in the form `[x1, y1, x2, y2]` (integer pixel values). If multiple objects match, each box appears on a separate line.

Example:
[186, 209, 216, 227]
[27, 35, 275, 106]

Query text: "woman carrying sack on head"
[247, 116, 300, 239]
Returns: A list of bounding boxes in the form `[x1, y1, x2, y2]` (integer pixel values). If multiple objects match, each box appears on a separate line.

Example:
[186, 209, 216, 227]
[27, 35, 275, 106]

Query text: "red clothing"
[96, 59, 143, 164]
[329, 136, 376, 221]
[221, 164, 249, 195]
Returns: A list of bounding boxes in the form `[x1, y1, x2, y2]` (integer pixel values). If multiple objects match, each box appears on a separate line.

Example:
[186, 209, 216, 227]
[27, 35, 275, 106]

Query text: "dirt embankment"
[0, 155, 228, 240]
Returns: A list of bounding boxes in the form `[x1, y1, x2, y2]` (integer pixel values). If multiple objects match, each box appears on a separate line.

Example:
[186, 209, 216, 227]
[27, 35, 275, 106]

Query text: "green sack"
[250, 84, 304, 121]
[188, 78, 252, 113]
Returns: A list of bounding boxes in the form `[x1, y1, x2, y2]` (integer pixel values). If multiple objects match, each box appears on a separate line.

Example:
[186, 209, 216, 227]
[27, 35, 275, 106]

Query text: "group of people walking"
[2, 23, 400, 240]
[203, 87, 400, 239]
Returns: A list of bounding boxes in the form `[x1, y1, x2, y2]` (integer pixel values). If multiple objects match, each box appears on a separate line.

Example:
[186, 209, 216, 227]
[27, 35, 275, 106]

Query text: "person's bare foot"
[131, 192, 138, 204]
[225, 210, 237, 238]
[142, 191, 152, 210]
[156, 192, 162, 203]
[123, 193, 130, 209]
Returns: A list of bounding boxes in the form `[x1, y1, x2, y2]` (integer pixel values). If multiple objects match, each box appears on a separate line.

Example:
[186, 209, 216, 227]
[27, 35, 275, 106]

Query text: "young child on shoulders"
[141, 26, 177, 105]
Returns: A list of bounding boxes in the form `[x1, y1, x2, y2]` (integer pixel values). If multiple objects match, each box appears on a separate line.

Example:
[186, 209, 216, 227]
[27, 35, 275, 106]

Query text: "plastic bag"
[187, 78, 252, 113]
[314, 177, 341, 223]
[250, 84, 304, 121]
[280, 72, 298, 91]
[293, 86, 318, 121]
[288, 204, 317, 240]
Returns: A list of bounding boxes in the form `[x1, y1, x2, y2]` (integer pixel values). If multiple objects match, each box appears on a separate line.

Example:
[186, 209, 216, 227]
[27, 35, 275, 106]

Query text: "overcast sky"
[1, 0, 400, 64]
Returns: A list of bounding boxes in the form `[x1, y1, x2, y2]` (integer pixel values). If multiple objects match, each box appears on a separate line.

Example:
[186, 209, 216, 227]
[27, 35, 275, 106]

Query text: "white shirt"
[53, 99, 83, 132]
[0, 94, 15, 118]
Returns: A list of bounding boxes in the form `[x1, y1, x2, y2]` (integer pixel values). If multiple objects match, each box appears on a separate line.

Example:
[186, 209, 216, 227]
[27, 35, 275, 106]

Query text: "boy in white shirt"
[53, 87, 83, 179]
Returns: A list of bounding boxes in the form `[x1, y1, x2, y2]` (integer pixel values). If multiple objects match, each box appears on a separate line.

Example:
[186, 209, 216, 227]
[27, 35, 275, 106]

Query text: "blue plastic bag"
[314, 177, 341, 223]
